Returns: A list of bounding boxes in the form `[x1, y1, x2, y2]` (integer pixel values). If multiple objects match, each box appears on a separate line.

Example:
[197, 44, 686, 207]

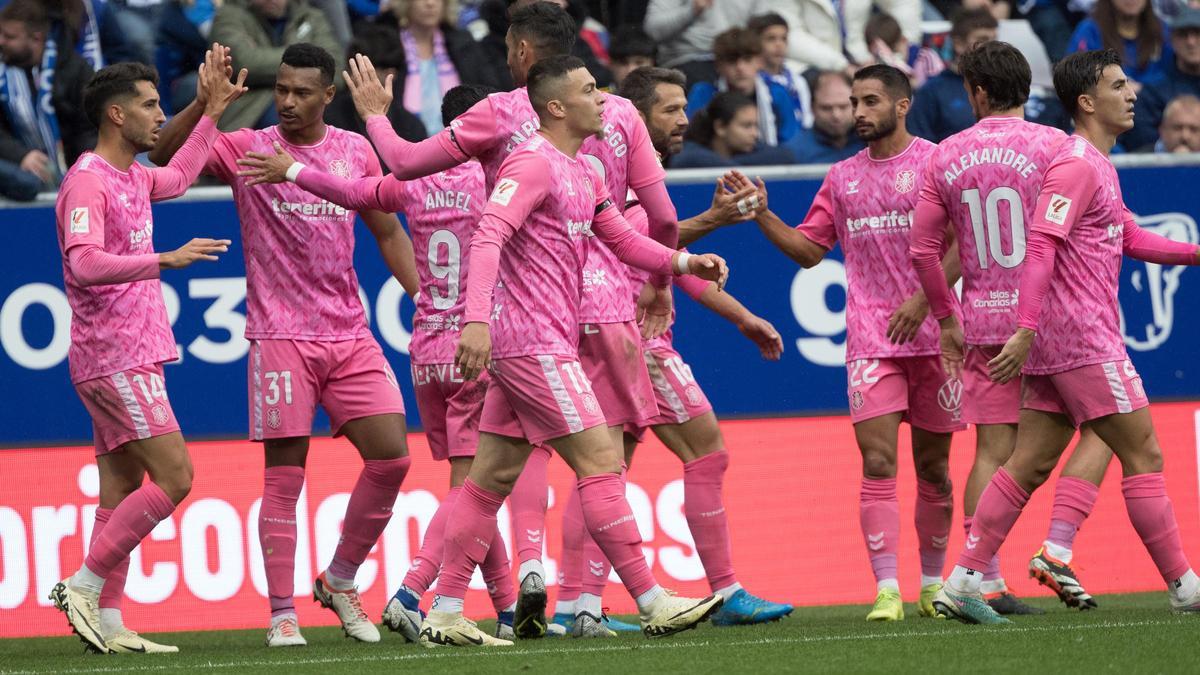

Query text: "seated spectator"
[0, 155, 42, 200]
[607, 24, 655, 94]
[309, 0, 352, 48]
[0, 0, 95, 187]
[644, 0, 768, 89]
[776, 0, 922, 71]
[1068, 0, 1172, 87]
[478, 0, 610, 90]
[673, 91, 795, 167]
[325, 21, 427, 145]
[748, 12, 812, 128]
[686, 28, 800, 145]
[210, 0, 343, 131]
[156, 0, 217, 114]
[46, 0, 103, 68]
[907, 8, 998, 142]
[99, 0, 164, 65]
[1126, 7, 1200, 149]
[1156, 93, 1200, 151]
[348, 0, 384, 21]
[864, 12, 945, 88]
[377, 0, 501, 137]
[785, 71, 865, 163]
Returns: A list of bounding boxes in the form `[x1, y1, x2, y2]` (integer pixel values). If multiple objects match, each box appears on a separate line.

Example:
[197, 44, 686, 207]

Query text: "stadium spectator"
[325, 21, 428, 146]
[1155, 93, 1200, 150]
[686, 28, 800, 146]
[156, 0, 217, 114]
[0, 156, 42, 200]
[45, 0, 103, 69]
[864, 11, 945, 87]
[309, 0, 352, 48]
[772, 0, 922, 71]
[673, 90, 795, 167]
[643, 0, 768, 89]
[1125, 7, 1200, 149]
[477, 0, 611, 90]
[784, 70, 865, 163]
[348, 0, 384, 21]
[209, 0, 342, 131]
[98, 0, 164, 65]
[1014, 0, 1076, 62]
[0, 0, 96, 187]
[607, 24, 655, 94]
[377, 0, 502, 137]
[748, 12, 812, 128]
[1067, 0, 1172, 86]
[906, 8, 998, 142]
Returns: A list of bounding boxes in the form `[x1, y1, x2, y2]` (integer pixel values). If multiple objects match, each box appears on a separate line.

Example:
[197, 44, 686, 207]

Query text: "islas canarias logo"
[1120, 212, 1199, 351]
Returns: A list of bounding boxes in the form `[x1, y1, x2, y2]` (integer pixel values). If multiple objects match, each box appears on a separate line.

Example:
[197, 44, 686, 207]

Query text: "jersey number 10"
[961, 187, 1026, 269]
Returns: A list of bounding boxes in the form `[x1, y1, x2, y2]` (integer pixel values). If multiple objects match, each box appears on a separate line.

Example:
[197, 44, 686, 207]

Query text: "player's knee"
[156, 468, 193, 505]
[914, 455, 949, 484]
[860, 446, 897, 478]
[1131, 433, 1164, 474]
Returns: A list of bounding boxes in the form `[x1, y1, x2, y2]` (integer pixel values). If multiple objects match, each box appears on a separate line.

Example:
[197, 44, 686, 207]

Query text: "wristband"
[285, 162, 305, 182]
[674, 251, 692, 275]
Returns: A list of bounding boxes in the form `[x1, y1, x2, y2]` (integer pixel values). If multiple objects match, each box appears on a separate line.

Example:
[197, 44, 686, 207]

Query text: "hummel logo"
[847, 179, 861, 194]
[966, 534, 981, 550]
[588, 560, 606, 577]
[931, 535, 948, 549]
[867, 532, 885, 551]
[526, 529, 543, 544]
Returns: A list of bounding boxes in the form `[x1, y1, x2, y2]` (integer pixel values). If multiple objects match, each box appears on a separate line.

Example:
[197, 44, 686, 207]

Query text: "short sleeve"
[796, 176, 837, 250]
[57, 171, 108, 254]
[204, 129, 256, 183]
[1029, 156, 1100, 240]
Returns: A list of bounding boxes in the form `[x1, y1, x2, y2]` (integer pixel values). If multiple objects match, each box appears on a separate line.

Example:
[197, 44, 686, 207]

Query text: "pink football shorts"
[846, 355, 965, 433]
[479, 354, 607, 444]
[412, 362, 487, 461]
[75, 363, 181, 456]
[640, 343, 713, 427]
[248, 337, 405, 440]
[962, 344, 1021, 425]
[1022, 358, 1149, 428]
[578, 321, 659, 427]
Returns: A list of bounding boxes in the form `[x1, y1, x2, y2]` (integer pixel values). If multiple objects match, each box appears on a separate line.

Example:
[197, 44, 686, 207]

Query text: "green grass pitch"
[1, 593, 1194, 674]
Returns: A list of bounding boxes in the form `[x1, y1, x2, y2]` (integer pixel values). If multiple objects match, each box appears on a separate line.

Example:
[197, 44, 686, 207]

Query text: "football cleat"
[514, 571, 548, 639]
[547, 612, 574, 637]
[313, 572, 380, 642]
[932, 585, 1011, 625]
[918, 583, 942, 618]
[572, 611, 617, 638]
[382, 587, 425, 643]
[639, 590, 724, 639]
[495, 610, 516, 641]
[1029, 548, 1098, 610]
[104, 629, 179, 653]
[865, 588, 904, 621]
[50, 581, 110, 654]
[602, 612, 643, 632]
[418, 610, 514, 647]
[710, 589, 794, 626]
[265, 616, 307, 647]
[986, 592, 1045, 615]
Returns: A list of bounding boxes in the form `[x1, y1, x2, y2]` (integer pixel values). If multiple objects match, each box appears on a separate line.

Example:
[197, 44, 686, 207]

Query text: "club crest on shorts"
[582, 394, 599, 414]
[894, 169, 916, 194]
[266, 407, 282, 430]
[328, 159, 351, 178]
[151, 404, 169, 426]
[938, 378, 964, 416]
[851, 390, 864, 410]
[685, 385, 702, 405]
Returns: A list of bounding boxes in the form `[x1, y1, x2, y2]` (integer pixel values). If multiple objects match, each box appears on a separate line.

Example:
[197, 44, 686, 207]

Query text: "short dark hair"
[83, 62, 160, 128]
[608, 25, 655, 64]
[527, 54, 587, 111]
[712, 28, 761, 64]
[348, 22, 405, 73]
[281, 43, 336, 86]
[747, 12, 789, 34]
[686, 91, 755, 146]
[950, 7, 998, 41]
[1053, 48, 1123, 118]
[813, 69, 853, 98]
[442, 83, 496, 126]
[959, 41, 1031, 112]
[509, 2, 576, 59]
[853, 63, 912, 101]
[0, 0, 49, 34]
[621, 66, 687, 117]
[864, 13, 903, 48]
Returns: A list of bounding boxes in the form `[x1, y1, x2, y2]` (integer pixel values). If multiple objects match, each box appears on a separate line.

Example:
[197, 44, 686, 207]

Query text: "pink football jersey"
[799, 139, 941, 361]
[920, 116, 1068, 345]
[1023, 136, 1131, 374]
[205, 126, 381, 341]
[393, 161, 486, 365]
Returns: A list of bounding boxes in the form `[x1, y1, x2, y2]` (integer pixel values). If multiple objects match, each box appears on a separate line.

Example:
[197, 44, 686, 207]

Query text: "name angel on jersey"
[270, 197, 348, 219]
[942, 147, 1038, 185]
[846, 209, 914, 235]
[425, 189, 473, 213]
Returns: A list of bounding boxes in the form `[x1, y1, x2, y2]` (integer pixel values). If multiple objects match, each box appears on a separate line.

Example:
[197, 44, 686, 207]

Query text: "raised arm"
[755, 177, 835, 267]
[1121, 210, 1200, 265]
[592, 197, 728, 288]
[678, 171, 766, 246]
[149, 44, 239, 167]
[235, 141, 410, 211]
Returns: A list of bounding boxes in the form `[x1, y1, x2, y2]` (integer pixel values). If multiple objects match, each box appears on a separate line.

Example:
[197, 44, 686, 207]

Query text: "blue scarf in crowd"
[0, 34, 63, 182]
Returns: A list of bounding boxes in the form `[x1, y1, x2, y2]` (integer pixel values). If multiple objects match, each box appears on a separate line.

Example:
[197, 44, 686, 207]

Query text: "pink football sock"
[438, 479, 506, 601]
[964, 515, 1004, 582]
[327, 457, 410, 583]
[557, 483, 586, 606]
[684, 451, 737, 592]
[1122, 472, 1191, 583]
[84, 482, 176, 579]
[578, 472, 657, 598]
[509, 445, 551, 564]
[860, 477, 900, 584]
[915, 478, 953, 580]
[260, 465, 304, 617]
[580, 530, 612, 598]
[403, 486, 462, 597]
[1046, 476, 1100, 551]
[482, 522, 517, 613]
[90, 508, 129, 611]
[958, 468, 1029, 572]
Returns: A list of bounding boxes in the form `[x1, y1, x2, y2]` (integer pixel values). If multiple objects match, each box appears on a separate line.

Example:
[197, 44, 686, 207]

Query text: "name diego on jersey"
[942, 146, 1038, 186]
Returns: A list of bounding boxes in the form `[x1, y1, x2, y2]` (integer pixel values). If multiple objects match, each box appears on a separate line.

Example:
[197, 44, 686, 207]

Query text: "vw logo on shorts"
[937, 378, 963, 413]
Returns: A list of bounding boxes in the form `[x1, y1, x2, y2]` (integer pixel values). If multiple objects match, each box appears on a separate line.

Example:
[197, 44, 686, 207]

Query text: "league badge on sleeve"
[1046, 195, 1072, 225]
[70, 207, 89, 234]
[490, 178, 519, 206]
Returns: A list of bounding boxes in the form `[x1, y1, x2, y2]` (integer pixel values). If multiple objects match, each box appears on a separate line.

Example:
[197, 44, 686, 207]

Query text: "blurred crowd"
[0, 0, 1197, 200]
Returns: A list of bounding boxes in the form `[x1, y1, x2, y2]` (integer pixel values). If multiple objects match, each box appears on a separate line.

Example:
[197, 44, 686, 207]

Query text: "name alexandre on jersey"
[942, 147, 1037, 185]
